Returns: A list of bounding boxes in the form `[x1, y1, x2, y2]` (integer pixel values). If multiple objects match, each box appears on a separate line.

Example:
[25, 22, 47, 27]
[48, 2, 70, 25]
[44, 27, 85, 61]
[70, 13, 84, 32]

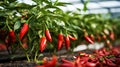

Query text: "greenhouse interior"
[0, 0, 120, 67]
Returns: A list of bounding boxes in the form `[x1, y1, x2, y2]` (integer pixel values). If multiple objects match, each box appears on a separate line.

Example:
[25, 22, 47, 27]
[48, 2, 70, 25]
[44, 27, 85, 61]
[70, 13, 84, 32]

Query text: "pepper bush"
[0, 0, 119, 63]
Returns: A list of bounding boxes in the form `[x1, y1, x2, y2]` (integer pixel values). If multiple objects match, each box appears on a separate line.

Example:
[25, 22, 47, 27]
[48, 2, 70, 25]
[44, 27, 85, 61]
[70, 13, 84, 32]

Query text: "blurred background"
[18, 0, 120, 18]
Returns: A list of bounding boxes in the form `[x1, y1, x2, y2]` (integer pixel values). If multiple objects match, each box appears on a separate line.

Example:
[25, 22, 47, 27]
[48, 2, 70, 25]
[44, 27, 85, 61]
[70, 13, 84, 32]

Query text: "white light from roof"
[58, 6, 68, 11]
[98, 1, 120, 8]
[67, 5, 76, 11]
[52, 0, 80, 3]
[18, 0, 35, 5]
[89, 9, 109, 14]
[111, 8, 120, 13]
[87, 3, 102, 9]
[73, 3, 84, 9]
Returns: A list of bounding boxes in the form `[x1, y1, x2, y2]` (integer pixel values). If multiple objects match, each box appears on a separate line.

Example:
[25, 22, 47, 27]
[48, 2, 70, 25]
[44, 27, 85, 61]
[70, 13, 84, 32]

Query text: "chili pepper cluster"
[39, 29, 77, 52]
[40, 29, 52, 52]
[35, 45, 120, 67]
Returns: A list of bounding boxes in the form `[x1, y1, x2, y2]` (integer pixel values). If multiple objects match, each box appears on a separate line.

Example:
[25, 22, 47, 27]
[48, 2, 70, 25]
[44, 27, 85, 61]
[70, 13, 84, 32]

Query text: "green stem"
[25, 52, 30, 62]
[11, 44, 14, 54]
[34, 50, 38, 62]
[6, 19, 11, 31]
[26, 16, 33, 24]
[45, 23, 48, 30]
[28, 33, 32, 42]
[18, 36, 30, 62]
[6, 45, 11, 55]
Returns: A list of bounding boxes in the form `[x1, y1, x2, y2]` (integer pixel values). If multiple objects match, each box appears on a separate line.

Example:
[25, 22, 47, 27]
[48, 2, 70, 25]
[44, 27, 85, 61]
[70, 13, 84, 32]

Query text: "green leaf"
[8, 0, 17, 3]
[0, 11, 7, 16]
[72, 32, 78, 39]
[14, 21, 21, 31]
[15, 3, 35, 9]
[83, 0, 89, 12]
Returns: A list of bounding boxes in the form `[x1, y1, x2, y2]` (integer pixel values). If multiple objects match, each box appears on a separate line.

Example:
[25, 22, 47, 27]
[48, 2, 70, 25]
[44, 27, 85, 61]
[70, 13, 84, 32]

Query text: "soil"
[0, 61, 36, 67]
[0, 48, 72, 67]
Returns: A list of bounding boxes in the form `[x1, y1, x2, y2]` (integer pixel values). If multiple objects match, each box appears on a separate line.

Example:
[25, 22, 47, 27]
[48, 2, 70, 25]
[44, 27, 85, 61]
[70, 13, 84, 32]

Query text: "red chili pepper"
[68, 35, 77, 40]
[84, 35, 94, 44]
[45, 29, 52, 42]
[110, 31, 115, 41]
[35, 55, 57, 67]
[106, 40, 112, 49]
[90, 34, 94, 41]
[0, 43, 6, 50]
[45, 55, 57, 67]
[19, 23, 29, 40]
[59, 59, 75, 67]
[85, 62, 97, 67]
[84, 32, 94, 44]
[59, 63, 75, 67]
[65, 35, 70, 50]
[96, 34, 101, 42]
[40, 36, 47, 52]
[22, 43, 28, 49]
[8, 30, 16, 43]
[102, 34, 107, 40]
[104, 58, 117, 67]
[35, 66, 45, 67]
[22, 16, 25, 19]
[61, 59, 73, 64]
[22, 37, 28, 43]
[57, 33, 64, 50]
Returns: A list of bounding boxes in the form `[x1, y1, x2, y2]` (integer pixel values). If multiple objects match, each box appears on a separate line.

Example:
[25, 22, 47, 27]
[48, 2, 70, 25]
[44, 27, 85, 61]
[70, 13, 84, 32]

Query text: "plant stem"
[17, 35, 30, 62]
[6, 45, 11, 55]
[26, 16, 33, 24]
[34, 50, 38, 62]
[25, 52, 30, 62]
[6, 19, 11, 31]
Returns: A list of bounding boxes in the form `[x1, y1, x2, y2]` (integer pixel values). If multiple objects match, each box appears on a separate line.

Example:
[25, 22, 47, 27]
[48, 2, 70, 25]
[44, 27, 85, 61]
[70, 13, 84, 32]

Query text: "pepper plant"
[0, 0, 117, 63]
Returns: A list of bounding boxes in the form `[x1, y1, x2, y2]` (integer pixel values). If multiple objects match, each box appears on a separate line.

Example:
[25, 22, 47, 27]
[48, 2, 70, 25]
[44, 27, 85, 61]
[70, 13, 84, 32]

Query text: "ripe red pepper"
[57, 33, 64, 50]
[104, 58, 117, 67]
[110, 31, 115, 41]
[90, 34, 94, 41]
[45, 55, 57, 67]
[8, 30, 16, 43]
[84, 35, 94, 44]
[106, 40, 112, 49]
[61, 59, 73, 64]
[35, 55, 57, 67]
[85, 62, 97, 67]
[97, 34, 101, 42]
[59, 59, 75, 67]
[65, 35, 70, 50]
[68, 35, 77, 40]
[102, 34, 107, 40]
[45, 29, 52, 42]
[40, 36, 47, 52]
[59, 63, 75, 67]
[35, 66, 44, 67]
[19, 23, 29, 40]
[0, 43, 6, 50]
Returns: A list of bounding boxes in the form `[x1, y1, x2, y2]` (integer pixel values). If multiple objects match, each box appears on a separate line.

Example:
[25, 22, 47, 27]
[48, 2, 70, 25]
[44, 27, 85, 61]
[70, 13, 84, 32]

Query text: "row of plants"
[0, 0, 119, 65]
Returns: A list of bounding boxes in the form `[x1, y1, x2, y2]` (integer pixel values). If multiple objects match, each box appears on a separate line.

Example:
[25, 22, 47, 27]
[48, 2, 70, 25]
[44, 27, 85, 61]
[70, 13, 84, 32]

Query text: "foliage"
[0, 0, 119, 63]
